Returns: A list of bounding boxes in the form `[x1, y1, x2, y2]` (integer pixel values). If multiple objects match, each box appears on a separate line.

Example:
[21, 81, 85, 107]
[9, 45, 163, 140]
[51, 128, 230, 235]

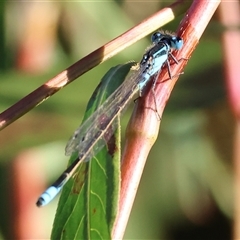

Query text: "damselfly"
[36, 31, 183, 207]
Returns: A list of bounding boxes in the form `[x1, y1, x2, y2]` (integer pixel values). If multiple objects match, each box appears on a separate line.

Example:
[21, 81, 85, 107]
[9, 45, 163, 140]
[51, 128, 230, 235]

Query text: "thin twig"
[0, 0, 188, 131]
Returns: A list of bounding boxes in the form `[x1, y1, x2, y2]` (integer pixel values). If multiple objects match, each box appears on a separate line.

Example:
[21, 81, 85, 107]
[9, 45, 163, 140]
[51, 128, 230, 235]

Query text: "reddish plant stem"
[113, 0, 221, 239]
[218, 1, 240, 238]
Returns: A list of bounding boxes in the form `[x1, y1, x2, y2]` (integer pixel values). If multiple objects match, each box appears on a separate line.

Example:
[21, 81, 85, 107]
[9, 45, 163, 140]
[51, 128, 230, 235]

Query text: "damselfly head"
[151, 31, 183, 50]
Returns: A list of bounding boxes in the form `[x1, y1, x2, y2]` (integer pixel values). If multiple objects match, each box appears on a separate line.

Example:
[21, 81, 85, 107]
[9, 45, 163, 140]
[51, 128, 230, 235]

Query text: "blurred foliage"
[0, 1, 232, 240]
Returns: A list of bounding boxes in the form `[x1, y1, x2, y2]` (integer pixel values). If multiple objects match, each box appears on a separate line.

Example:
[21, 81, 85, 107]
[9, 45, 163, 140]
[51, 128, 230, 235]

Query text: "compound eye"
[151, 32, 162, 44]
[170, 36, 184, 50]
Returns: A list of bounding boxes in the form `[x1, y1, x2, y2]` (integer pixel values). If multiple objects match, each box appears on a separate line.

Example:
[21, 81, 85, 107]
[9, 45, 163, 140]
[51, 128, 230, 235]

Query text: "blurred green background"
[0, 1, 233, 239]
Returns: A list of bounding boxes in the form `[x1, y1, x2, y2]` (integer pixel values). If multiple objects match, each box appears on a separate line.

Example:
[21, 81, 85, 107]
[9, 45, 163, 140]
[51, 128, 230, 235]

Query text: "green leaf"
[51, 62, 135, 240]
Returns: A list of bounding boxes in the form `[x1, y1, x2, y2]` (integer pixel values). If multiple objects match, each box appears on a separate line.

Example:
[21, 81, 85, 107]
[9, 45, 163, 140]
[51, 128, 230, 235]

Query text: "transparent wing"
[65, 66, 142, 159]
[65, 42, 170, 161]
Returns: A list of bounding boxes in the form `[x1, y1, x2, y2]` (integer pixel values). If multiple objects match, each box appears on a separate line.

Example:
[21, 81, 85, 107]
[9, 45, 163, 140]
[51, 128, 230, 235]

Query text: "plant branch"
[0, 0, 189, 131]
[113, 0, 221, 239]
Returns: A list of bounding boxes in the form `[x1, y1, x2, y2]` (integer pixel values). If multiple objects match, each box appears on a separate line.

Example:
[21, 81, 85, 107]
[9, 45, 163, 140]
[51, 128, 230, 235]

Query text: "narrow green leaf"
[51, 62, 135, 240]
